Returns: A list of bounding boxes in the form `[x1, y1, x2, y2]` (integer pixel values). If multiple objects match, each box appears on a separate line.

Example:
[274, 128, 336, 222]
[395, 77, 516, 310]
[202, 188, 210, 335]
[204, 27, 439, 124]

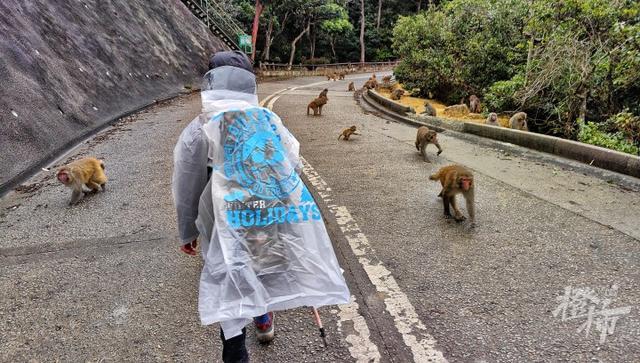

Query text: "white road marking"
[301, 157, 447, 363]
[336, 296, 382, 363]
[262, 86, 383, 363]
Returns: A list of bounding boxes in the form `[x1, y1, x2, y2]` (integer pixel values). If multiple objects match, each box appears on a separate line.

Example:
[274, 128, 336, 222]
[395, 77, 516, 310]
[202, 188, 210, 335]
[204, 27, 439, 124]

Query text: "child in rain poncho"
[172, 51, 350, 363]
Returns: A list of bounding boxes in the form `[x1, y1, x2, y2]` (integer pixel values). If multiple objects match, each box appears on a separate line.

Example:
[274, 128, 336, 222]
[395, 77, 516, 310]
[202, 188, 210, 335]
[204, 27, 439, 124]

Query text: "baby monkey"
[415, 126, 443, 162]
[56, 157, 107, 205]
[338, 126, 360, 141]
[430, 164, 475, 226]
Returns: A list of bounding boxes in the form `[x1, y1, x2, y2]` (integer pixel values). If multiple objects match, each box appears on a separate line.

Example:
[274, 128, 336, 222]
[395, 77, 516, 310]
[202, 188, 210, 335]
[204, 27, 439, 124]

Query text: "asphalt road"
[1, 74, 639, 362]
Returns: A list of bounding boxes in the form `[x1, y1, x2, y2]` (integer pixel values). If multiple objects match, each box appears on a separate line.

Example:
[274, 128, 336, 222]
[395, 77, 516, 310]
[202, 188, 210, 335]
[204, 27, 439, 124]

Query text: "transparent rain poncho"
[174, 66, 350, 337]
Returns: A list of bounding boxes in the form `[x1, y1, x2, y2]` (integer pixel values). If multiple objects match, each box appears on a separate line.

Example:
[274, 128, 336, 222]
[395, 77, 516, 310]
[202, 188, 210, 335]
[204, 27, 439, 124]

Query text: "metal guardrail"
[180, 0, 246, 51]
[259, 61, 399, 71]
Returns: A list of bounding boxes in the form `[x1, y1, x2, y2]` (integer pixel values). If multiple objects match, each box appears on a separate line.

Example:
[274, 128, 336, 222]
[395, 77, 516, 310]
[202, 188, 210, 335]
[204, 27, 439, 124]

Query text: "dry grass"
[377, 85, 511, 127]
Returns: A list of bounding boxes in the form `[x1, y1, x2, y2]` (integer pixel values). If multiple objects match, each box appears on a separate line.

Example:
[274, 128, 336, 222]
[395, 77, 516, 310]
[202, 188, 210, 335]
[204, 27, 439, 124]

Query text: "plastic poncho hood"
[190, 66, 350, 334]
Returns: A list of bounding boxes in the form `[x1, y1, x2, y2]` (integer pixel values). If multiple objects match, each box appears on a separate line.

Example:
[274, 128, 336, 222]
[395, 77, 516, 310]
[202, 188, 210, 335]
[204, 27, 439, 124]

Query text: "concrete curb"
[362, 92, 640, 178]
[367, 89, 416, 115]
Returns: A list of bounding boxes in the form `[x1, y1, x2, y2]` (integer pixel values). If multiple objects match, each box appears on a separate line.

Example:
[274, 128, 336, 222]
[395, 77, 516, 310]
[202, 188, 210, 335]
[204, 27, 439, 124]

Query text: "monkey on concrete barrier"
[443, 104, 470, 117]
[338, 126, 360, 141]
[469, 95, 481, 113]
[57, 157, 107, 205]
[362, 79, 378, 90]
[390, 89, 405, 100]
[485, 112, 500, 126]
[430, 164, 475, 226]
[415, 126, 443, 162]
[509, 112, 528, 131]
[307, 95, 328, 116]
[348, 82, 355, 91]
[422, 101, 437, 116]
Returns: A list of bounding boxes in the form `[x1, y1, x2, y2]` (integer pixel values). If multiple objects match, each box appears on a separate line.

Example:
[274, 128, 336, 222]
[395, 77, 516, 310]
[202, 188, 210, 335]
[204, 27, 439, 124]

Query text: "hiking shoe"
[254, 312, 275, 343]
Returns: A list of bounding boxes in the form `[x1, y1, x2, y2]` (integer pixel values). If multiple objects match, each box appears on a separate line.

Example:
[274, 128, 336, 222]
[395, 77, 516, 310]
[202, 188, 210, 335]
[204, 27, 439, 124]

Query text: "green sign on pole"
[238, 34, 252, 54]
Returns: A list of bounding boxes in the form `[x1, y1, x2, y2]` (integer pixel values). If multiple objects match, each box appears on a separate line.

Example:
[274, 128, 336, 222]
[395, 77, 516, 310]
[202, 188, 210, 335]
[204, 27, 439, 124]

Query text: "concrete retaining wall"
[364, 91, 640, 178]
[367, 89, 415, 115]
[0, 0, 227, 193]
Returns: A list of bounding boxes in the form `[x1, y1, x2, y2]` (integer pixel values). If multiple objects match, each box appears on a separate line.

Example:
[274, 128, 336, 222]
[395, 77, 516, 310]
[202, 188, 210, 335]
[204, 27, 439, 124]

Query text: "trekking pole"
[311, 307, 328, 347]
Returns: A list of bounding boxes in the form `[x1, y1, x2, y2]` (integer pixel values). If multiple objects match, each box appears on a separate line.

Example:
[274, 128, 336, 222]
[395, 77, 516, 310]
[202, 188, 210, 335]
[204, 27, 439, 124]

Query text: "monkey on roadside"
[485, 112, 500, 126]
[362, 79, 378, 90]
[429, 165, 475, 226]
[509, 112, 528, 131]
[371, 73, 377, 80]
[415, 126, 443, 163]
[348, 82, 355, 91]
[319, 88, 328, 98]
[469, 95, 481, 113]
[422, 101, 437, 116]
[338, 71, 346, 80]
[390, 89, 405, 100]
[56, 157, 107, 205]
[382, 75, 392, 83]
[338, 126, 360, 141]
[307, 95, 328, 116]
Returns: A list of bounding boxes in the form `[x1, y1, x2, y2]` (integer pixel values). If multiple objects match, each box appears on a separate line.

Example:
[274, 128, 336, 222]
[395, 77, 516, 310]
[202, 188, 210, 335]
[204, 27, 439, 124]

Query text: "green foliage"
[392, 0, 528, 102]
[578, 119, 640, 155]
[484, 74, 525, 112]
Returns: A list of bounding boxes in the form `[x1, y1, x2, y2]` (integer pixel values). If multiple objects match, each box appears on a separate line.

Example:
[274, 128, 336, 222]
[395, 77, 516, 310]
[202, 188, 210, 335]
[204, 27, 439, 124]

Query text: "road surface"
[1, 74, 639, 362]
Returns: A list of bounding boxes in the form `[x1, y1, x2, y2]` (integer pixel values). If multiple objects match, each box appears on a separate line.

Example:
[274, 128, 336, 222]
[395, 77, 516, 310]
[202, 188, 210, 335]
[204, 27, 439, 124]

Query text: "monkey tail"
[429, 171, 440, 181]
[307, 106, 310, 116]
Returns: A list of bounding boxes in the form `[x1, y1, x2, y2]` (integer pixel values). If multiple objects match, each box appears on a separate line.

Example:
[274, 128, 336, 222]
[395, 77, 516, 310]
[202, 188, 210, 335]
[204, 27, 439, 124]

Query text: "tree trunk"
[330, 37, 336, 61]
[308, 25, 316, 61]
[263, 16, 274, 61]
[288, 20, 311, 70]
[251, 0, 264, 62]
[359, 0, 365, 64]
[417, 0, 421, 12]
[376, 0, 382, 30]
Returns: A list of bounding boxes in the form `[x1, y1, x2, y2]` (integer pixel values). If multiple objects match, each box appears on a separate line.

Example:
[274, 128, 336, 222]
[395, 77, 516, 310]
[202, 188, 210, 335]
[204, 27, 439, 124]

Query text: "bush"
[577, 119, 640, 155]
[484, 74, 525, 112]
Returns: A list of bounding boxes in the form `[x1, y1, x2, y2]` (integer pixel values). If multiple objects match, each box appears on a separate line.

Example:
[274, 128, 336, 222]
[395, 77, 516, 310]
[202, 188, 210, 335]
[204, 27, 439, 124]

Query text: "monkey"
[429, 165, 475, 226]
[348, 82, 355, 91]
[362, 79, 378, 90]
[56, 157, 107, 205]
[485, 112, 500, 126]
[509, 112, 528, 131]
[338, 126, 360, 141]
[469, 95, 481, 113]
[390, 89, 405, 100]
[331, 73, 338, 81]
[382, 75, 392, 83]
[319, 88, 328, 98]
[326, 73, 332, 81]
[422, 101, 436, 116]
[307, 95, 328, 116]
[443, 104, 470, 117]
[338, 71, 346, 80]
[415, 126, 443, 162]
[371, 73, 377, 80]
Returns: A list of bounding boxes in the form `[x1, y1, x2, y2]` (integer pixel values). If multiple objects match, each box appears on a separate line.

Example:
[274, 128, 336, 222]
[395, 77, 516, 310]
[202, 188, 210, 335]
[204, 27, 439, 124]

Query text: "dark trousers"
[220, 327, 249, 363]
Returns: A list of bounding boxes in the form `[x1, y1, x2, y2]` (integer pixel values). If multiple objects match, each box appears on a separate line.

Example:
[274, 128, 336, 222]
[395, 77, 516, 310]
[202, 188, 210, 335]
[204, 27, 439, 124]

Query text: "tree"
[359, 0, 365, 63]
[320, 4, 353, 60]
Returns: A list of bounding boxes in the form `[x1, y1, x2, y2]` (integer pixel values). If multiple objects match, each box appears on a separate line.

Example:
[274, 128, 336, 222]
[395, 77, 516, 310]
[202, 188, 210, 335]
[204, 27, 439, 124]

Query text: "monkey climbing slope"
[179, 0, 245, 51]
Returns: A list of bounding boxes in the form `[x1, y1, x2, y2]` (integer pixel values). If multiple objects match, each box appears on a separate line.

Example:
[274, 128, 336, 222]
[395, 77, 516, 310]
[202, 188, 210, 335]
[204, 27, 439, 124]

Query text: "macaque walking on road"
[319, 88, 328, 98]
[307, 96, 328, 116]
[415, 126, 443, 162]
[56, 157, 107, 205]
[430, 165, 475, 226]
[348, 82, 355, 91]
[338, 126, 360, 141]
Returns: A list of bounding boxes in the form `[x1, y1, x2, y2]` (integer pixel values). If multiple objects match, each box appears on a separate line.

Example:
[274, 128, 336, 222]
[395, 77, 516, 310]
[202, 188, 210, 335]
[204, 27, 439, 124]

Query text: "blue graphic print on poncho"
[211, 108, 320, 228]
